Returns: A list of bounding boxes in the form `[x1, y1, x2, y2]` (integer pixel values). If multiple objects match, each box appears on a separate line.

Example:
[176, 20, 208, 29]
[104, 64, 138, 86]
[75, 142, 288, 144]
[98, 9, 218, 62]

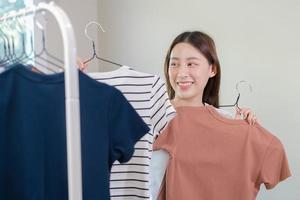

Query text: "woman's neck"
[171, 98, 204, 108]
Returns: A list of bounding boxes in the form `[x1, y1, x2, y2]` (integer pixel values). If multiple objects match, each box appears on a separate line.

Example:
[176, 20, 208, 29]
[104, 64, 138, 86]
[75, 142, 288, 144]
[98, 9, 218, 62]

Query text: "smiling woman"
[165, 32, 220, 108]
[152, 30, 291, 200]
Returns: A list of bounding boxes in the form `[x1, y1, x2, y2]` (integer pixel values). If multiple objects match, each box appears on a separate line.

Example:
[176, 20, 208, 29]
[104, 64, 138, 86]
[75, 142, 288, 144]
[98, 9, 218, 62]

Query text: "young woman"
[164, 31, 256, 122]
[151, 31, 282, 200]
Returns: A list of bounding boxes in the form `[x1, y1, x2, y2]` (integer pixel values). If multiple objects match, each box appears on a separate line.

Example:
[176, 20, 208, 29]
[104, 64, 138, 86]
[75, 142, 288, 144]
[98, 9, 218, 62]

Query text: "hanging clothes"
[154, 105, 291, 200]
[150, 103, 234, 200]
[88, 65, 176, 199]
[0, 64, 150, 200]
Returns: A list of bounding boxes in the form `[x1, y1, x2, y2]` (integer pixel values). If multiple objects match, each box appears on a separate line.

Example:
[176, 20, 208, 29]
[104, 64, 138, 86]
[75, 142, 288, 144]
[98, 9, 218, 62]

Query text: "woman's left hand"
[235, 107, 258, 125]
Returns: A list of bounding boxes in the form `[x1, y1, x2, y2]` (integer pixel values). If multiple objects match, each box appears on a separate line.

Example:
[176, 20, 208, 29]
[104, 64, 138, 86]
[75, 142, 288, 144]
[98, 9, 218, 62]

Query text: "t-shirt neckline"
[175, 105, 249, 125]
[88, 65, 130, 77]
[11, 63, 65, 83]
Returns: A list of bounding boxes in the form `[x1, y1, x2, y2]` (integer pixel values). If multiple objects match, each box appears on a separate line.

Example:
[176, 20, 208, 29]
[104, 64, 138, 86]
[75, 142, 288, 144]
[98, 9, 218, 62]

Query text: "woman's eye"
[169, 63, 178, 67]
[188, 63, 197, 67]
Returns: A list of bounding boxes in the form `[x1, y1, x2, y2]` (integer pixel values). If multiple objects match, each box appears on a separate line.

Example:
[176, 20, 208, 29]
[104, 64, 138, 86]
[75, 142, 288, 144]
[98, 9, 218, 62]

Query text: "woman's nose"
[177, 65, 189, 77]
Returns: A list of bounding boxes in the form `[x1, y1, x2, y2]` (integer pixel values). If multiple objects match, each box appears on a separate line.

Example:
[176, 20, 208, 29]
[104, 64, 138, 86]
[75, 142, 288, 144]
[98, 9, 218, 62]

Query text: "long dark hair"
[164, 31, 221, 108]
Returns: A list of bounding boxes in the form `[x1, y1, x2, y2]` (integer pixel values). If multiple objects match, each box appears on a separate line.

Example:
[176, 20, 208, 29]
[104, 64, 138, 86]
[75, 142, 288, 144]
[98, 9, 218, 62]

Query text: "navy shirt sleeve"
[108, 88, 150, 163]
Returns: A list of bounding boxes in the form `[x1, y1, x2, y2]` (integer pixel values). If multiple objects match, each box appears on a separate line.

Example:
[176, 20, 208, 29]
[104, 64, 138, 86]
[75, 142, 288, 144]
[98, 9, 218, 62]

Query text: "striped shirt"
[88, 66, 176, 199]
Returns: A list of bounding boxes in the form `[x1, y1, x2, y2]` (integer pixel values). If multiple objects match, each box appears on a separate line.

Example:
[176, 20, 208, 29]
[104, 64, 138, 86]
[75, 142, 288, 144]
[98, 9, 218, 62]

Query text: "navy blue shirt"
[0, 64, 150, 200]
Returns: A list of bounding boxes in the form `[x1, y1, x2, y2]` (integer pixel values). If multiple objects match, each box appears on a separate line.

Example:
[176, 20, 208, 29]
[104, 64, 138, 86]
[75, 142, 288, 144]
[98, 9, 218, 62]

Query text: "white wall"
[97, 0, 300, 199]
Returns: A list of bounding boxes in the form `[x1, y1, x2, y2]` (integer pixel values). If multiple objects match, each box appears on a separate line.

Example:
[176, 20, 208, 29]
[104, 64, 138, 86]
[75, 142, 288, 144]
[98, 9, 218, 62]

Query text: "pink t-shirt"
[153, 105, 291, 200]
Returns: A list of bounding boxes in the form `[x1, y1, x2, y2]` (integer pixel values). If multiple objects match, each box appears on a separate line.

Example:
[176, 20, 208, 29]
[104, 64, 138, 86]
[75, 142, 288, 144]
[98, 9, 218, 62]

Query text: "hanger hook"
[36, 20, 44, 30]
[84, 21, 106, 42]
[34, 9, 47, 31]
[32, 5, 40, 28]
[235, 80, 252, 94]
[34, 11, 47, 49]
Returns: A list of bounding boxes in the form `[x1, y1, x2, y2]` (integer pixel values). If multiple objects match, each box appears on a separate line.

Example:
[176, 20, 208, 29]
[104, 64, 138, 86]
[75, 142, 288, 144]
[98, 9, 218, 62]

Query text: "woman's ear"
[209, 65, 216, 78]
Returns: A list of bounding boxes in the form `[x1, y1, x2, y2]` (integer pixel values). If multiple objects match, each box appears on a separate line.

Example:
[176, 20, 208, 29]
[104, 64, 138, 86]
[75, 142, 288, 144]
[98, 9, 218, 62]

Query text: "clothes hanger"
[0, 24, 10, 63]
[5, 11, 28, 64]
[13, 8, 36, 64]
[0, 11, 33, 66]
[33, 13, 64, 71]
[16, 10, 39, 64]
[9, 17, 26, 64]
[31, 11, 59, 73]
[0, 19, 15, 66]
[0, 9, 55, 73]
[219, 80, 252, 109]
[83, 21, 122, 67]
[0, 39, 4, 62]
[0, 35, 8, 64]
[0, 15, 26, 69]
[13, 10, 33, 63]
[16, 9, 58, 73]
[19, 30, 51, 74]
[0, 34, 13, 66]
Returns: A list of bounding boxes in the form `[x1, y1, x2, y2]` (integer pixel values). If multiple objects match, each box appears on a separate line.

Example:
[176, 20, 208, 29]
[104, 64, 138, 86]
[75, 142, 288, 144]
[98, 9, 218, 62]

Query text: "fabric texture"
[154, 105, 291, 200]
[149, 104, 234, 200]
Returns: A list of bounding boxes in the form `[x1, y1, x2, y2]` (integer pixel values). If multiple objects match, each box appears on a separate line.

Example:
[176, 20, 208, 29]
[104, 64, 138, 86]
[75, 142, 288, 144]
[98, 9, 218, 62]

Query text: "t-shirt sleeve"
[153, 117, 177, 156]
[259, 137, 291, 189]
[108, 88, 150, 163]
[150, 75, 176, 140]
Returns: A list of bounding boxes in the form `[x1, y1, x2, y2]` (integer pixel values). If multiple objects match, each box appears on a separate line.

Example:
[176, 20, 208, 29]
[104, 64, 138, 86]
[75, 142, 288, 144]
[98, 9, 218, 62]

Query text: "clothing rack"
[0, 2, 82, 200]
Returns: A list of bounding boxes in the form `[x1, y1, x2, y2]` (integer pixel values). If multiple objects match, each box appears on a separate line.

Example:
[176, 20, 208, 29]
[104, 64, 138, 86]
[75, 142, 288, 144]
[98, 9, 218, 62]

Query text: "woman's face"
[168, 42, 215, 106]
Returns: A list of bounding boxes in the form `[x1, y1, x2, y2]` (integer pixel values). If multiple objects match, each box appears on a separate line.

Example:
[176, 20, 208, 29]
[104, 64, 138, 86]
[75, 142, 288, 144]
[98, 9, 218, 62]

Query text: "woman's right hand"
[76, 57, 88, 71]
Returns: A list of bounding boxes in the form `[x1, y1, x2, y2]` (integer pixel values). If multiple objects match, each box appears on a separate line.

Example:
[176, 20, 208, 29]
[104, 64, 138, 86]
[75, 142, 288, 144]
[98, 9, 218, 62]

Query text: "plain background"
[40, 0, 299, 199]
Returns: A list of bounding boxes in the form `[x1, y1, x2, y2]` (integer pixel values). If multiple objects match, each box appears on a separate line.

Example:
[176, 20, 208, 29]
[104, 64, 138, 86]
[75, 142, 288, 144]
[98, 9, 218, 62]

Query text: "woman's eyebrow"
[187, 57, 201, 60]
